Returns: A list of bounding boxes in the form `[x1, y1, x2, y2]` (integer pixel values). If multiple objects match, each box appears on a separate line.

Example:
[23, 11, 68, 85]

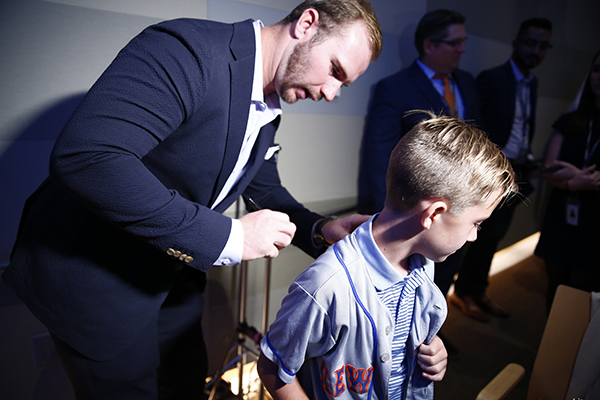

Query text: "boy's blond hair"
[385, 111, 517, 214]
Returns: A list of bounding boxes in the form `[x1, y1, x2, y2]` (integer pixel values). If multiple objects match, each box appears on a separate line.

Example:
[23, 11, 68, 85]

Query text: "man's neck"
[371, 209, 418, 274]
[261, 23, 289, 96]
[511, 55, 531, 77]
[419, 56, 454, 76]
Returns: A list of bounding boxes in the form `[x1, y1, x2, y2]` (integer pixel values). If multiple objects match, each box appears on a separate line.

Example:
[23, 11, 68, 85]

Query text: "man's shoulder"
[477, 61, 512, 80]
[294, 238, 365, 293]
[453, 67, 476, 81]
[153, 18, 241, 30]
[147, 18, 252, 43]
[374, 61, 424, 93]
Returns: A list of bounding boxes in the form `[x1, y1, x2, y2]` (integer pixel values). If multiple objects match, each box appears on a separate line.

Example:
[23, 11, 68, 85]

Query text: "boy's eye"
[474, 223, 482, 231]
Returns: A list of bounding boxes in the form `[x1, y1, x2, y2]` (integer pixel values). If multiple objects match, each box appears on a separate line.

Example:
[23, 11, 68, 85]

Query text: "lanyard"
[583, 120, 600, 168]
[517, 81, 531, 147]
[333, 243, 376, 400]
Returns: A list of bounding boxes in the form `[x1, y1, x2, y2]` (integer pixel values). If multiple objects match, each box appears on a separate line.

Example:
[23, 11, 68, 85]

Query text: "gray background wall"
[1, 0, 599, 398]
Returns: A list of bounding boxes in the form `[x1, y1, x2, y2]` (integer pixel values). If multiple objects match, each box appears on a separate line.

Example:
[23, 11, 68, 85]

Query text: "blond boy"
[258, 112, 517, 400]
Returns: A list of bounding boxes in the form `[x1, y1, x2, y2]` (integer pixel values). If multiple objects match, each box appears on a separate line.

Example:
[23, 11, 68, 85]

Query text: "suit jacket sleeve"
[48, 20, 242, 271]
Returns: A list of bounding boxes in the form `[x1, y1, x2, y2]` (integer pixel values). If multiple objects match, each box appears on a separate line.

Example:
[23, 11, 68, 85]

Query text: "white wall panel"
[42, 0, 207, 19]
[275, 113, 366, 203]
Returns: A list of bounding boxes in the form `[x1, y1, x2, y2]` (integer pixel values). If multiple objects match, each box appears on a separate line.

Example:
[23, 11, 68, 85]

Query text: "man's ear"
[421, 200, 448, 230]
[293, 9, 319, 39]
[511, 38, 518, 52]
[423, 38, 436, 56]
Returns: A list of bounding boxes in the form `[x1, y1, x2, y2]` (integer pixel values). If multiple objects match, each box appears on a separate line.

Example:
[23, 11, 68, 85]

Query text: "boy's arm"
[257, 353, 310, 400]
[417, 335, 448, 381]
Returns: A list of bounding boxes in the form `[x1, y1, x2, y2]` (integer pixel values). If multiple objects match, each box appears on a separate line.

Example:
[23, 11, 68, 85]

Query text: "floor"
[436, 234, 548, 399]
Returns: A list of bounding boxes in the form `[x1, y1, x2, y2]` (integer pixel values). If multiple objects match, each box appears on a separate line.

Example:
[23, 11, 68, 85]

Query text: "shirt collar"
[354, 214, 428, 291]
[252, 20, 282, 112]
[417, 58, 451, 80]
[509, 58, 533, 84]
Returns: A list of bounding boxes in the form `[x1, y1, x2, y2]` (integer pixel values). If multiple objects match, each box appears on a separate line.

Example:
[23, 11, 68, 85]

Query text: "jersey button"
[381, 353, 390, 363]
[385, 326, 392, 335]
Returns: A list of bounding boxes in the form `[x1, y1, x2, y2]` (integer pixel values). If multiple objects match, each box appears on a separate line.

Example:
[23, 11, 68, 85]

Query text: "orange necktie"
[433, 73, 456, 115]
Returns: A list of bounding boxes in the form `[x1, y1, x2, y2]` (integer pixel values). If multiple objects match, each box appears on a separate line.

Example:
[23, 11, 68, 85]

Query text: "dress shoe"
[449, 293, 490, 322]
[475, 295, 510, 318]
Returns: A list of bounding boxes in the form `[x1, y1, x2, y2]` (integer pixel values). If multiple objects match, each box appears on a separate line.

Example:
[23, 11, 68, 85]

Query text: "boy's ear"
[421, 200, 448, 230]
[293, 9, 319, 39]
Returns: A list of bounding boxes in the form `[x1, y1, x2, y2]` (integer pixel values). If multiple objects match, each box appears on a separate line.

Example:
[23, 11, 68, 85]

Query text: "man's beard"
[280, 41, 321, 104]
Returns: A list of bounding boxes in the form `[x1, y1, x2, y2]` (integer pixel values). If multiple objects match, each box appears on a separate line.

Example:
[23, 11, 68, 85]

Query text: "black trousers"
[545, 261, 600, 313]
[453, 197, 520, 298]
[433, 249, 464, 298]
[51, 268, 208, 400]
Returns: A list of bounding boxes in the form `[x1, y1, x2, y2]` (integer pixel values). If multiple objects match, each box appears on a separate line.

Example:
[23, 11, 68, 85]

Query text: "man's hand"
[320, 214, 371, 244]
[239, 210, 296, 260]
[417, 335, 448, 381]
[541, 161, 582, 188]
[567, 166, 600, 191]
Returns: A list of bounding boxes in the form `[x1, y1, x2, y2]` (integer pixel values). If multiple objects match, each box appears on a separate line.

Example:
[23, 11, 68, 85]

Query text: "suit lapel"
[210, 20, 256, 207]
[408, 61, 445, 110]
[213, 117, 280, 213]
[503, 61, 517, 123]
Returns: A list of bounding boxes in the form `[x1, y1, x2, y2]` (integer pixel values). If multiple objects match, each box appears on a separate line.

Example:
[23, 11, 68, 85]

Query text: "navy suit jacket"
[358, 60, 480, 214]
[4, 19, 322, 361]
[477, 60, 538, 149]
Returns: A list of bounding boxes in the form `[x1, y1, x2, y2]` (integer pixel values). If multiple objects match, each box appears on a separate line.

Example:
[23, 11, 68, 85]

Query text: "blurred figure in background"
[535, 49, 600, 311]
[450, 18, 553, 322]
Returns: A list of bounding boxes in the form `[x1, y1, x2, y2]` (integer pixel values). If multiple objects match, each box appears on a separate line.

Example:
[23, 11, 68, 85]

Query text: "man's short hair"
[517, 17, 552, 38]
[280, 0, 383, 62]
[414, 9, 465, 57]
[385, 111, 517, 214]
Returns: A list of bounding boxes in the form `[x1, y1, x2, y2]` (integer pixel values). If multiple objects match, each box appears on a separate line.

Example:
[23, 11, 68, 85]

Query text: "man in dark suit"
[358, 9, 480, 217]
[2, 1, 384, 399]
[449, 18, 553, 322]
[357, 10, 480, 357]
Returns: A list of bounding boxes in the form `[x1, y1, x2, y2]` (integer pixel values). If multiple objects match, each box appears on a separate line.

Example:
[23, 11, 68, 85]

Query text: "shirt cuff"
[214, 218, 243, 266]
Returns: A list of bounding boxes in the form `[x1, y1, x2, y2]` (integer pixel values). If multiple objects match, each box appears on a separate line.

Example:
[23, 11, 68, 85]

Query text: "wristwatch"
[313, 216, 338, 246]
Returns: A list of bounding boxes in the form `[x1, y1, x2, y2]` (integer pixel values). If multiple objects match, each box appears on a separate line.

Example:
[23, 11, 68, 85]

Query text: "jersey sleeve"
[260, 279, 336, 384]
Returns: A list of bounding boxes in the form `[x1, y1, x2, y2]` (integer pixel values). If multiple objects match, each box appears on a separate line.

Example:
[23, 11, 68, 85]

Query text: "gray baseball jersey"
[260, 216, 447, 399]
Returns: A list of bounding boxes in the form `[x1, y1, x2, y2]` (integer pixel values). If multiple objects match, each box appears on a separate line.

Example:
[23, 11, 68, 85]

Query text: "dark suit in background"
[449, 18, 552, 322]
[452, 60, 538, 301]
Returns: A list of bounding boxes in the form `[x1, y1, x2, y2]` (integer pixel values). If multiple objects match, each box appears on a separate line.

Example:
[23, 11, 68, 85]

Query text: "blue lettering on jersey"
[321, 362, 374, 397]
[334, 366, 346, 397]
[346, 365, 373, 394]
[320, 360, 333, 395]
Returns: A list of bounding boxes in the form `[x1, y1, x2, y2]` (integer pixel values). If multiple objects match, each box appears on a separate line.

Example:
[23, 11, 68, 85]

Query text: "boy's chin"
[433, 252, 454, 263]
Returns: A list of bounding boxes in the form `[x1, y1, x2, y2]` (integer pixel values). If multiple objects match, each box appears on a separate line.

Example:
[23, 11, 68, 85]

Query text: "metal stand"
[206, 199, 271, 400]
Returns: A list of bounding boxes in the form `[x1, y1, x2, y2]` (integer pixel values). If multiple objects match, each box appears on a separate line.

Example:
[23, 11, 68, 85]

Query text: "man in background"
[358, 8, 480, 216]
[449, 18, 553, 322]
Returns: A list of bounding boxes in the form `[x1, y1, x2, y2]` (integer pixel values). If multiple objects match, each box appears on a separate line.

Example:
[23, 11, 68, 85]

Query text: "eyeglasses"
[434, 37, 468, 48]
[519, 39, 553, 50]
